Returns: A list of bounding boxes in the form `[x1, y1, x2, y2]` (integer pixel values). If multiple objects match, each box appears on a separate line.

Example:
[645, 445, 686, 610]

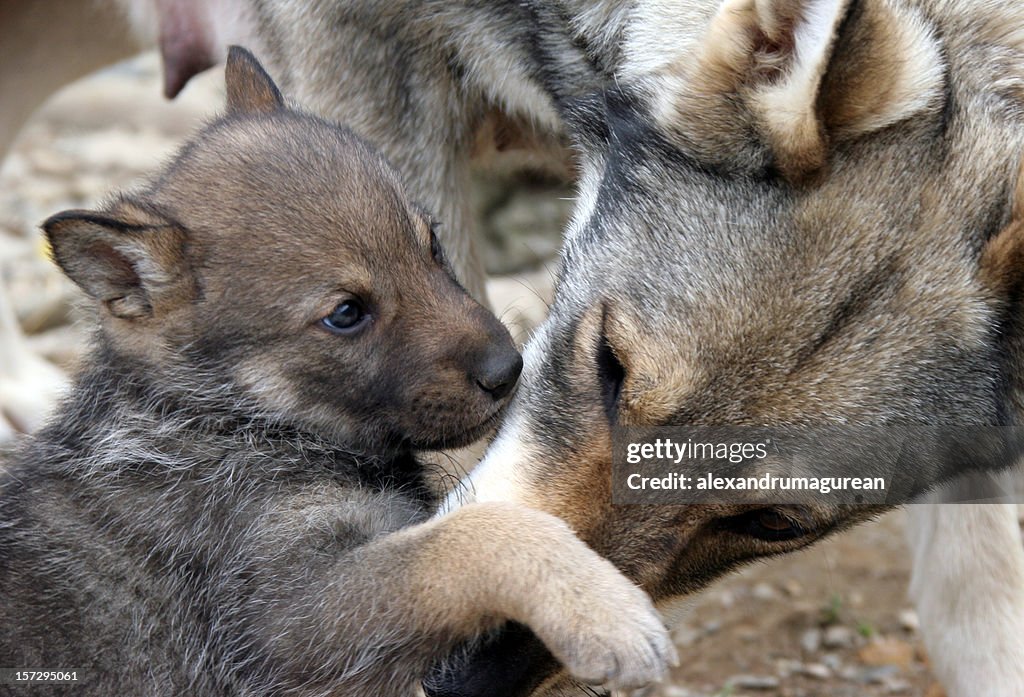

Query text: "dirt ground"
[665, 511, 942, 697]
[2, 53, 1022, 697]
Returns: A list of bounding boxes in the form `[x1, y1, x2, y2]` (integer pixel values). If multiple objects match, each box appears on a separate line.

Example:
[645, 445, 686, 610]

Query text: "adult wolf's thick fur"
[448, 0, 1024, 693]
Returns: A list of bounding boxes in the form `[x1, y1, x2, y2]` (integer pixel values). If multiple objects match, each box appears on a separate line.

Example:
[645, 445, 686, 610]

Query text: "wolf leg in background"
[106, 0, 606, 301]
[908, 484, 1024, 696]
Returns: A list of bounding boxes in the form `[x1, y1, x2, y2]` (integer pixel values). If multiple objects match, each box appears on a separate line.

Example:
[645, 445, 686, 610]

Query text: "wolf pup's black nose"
[474, 344, 523, 400]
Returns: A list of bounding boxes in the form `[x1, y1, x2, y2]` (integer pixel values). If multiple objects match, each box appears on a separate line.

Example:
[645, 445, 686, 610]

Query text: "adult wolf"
[2, 0, 1024, 695]
[444, 0, 1024, 694]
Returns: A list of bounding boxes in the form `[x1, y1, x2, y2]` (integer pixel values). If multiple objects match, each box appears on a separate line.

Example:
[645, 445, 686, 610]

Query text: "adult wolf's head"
[446, 0, 1024, 689]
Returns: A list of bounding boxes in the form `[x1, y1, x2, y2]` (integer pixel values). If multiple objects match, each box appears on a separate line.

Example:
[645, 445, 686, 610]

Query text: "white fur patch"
[791, 0, 847, 74]
[618, 0, 716, 81]
[438, 323, 555, 516]
[438, 409, 532, 514]
[564, 151, 605, 244]
[751, 0, 847, 151]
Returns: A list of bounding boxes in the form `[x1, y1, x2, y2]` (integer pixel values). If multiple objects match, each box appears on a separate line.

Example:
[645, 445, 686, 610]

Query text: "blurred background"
[1, 48, 1021, 697]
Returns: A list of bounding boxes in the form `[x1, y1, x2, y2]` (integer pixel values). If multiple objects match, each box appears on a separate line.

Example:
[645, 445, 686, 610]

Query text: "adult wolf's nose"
[474, 343, 523, 400]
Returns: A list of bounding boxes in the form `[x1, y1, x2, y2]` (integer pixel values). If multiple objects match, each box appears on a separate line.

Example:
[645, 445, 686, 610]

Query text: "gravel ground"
[2, 52, 1022, 697]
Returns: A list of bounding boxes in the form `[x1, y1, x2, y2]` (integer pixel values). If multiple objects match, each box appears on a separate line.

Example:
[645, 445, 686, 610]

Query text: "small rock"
[12, 176, 72, 211]
[858, 637, 915, 669]
[856, 665, 901, 685]
[800, 628, 822, 653]
[702, 619, 722, 635]
[736, 624, 759, 642]
[884, 678, 912, 694]
[823, 625, 855, 649]
[718, 590, 736, 608]
[782, 579, 804, 597]
[793, 600, 818, 615]
[25, 324, 87, 369]
[60, 129, 172, 174]
[839, 666, 861, 681]
[727, 674, 780, 690]
[27, 148, 77, 177]
[800, 663, 831, 680]
[898, 609, 920, 631]
[775, 659, 801, 678]
[821, 653, 843, 671]
[752, 582, 777, 600]
[662, 687, 699, 697]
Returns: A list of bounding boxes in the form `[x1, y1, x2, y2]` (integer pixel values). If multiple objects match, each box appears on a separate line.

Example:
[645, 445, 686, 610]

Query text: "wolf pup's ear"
[650, 0, 944, 178]
[43, 201, 191, 321]
[225, 46, 284, 114]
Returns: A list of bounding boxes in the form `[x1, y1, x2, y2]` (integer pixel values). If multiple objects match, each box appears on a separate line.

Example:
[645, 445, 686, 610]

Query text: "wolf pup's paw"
[531, 555, 678, 691]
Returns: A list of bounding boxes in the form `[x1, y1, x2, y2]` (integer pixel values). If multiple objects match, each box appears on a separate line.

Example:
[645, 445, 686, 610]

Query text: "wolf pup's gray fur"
[0, 47, 676, 697]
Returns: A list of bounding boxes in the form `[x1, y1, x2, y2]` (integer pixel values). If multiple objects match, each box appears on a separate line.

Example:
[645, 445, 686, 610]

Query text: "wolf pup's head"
[452, 0, 1024, 663]
[43, 47, 521, 456]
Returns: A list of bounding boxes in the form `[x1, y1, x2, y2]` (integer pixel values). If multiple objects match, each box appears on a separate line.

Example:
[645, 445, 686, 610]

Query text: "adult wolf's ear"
[225, 46, 284, 114]
[980, 158, 1024, 415]
[651, 0, 944, 178]
[43, 201, 192, 321]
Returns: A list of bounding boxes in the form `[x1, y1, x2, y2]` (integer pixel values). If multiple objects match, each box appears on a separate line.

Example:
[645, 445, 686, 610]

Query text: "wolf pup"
[0, 47, 675, 697]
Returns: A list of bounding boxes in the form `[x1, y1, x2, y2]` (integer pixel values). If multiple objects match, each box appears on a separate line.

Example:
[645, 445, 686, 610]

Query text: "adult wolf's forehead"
[554, 149, 996, 388]
[562, 144, 958, 310]
[559, 161, 791, 312]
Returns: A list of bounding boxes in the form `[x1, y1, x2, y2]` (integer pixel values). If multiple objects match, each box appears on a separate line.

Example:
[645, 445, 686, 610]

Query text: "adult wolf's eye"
[428, 220, 445, 264]
[322, 300, 369, 335]
[721, 509, 809, 542]
[597, 333, 625, 423]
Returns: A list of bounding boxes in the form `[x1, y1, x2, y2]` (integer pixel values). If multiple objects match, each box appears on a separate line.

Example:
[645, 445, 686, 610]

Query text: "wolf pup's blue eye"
[322, 300, 368, 334]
